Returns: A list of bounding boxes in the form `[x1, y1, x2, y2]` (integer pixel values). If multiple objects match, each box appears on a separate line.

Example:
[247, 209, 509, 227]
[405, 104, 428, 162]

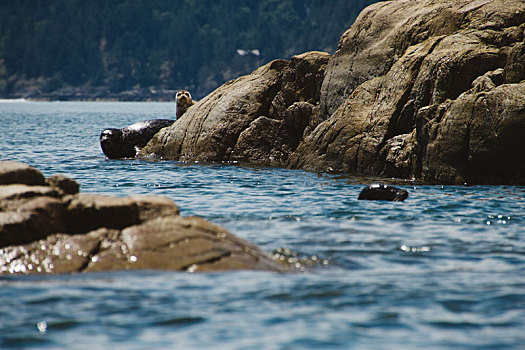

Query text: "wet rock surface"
[290, 0, 525, 184]
[140, 51, 331, 166]
[141, 0, 525, 185]
[0, 161, 286, 274]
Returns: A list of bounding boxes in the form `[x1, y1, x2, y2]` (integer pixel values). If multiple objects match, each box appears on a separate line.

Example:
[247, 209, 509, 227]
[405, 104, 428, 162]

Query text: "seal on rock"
[100, 119, 175, 159]
[358, 184, 409, 201]
[175, 90, 196, 118]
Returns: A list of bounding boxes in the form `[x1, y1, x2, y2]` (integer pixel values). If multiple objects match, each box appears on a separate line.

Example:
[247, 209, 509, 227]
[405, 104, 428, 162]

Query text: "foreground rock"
[0, 161, 45, 186]
[0, 161, 285, 274]
[141, 0, 524, 185]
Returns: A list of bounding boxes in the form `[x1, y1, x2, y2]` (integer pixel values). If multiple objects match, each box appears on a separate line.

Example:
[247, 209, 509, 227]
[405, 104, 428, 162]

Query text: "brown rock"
[140, 51, 331, 166]
[86, 216, 284, 273]
[231, 116, 291, 165]
[0, 161, 285, 274]
[129, 195, 180, 222]
[0, 184, 63, 204]
[0, 196, 66, 248]
[137, 0, 524, 184]
[0, 211, 34, 248]
[0, 229, 105, 274]
[62, 194, 180, 233]
[422, 82, 525, 184]
[0, 217, 285, 274]
[64, 194, 141, 233]
[46, 174, 80, 194]
[290, 0, 525, 184]
[0, 161, 45, 186]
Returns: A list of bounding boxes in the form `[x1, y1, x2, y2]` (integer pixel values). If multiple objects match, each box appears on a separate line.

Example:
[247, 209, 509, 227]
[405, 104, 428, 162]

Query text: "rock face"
[290, 0, 525, 184]
[141, 0, 525, 185]
[0, 161, 45, 186]
[140, 51, 331, 166]
[0, 161, 285, 274]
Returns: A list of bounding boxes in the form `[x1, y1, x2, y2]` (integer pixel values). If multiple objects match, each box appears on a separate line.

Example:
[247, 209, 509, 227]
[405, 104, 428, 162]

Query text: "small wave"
[153, 316, 205, 327]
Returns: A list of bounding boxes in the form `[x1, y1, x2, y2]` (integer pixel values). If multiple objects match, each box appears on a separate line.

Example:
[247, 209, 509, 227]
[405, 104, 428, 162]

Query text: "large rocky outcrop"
[141, 0, 525, 184]
[0, 161, 285, 274]
[291, 0, 525, 184]
[140, 51, 331, 166]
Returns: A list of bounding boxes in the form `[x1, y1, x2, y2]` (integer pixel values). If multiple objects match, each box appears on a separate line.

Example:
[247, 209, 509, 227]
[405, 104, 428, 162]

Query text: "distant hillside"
[0, 0, 379, 100]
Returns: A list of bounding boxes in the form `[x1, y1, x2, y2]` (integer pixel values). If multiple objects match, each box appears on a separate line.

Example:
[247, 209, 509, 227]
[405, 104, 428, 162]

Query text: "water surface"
[0, 102, 524, 349]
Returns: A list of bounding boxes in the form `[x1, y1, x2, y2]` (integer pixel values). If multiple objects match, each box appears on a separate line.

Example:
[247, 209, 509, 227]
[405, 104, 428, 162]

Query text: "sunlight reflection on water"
[0, 102, 524, 349]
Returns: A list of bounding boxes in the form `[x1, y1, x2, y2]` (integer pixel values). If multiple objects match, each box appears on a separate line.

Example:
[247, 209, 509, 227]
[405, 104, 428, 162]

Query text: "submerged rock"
[0, 161, 285, 274]
[358, 185, 409, 202]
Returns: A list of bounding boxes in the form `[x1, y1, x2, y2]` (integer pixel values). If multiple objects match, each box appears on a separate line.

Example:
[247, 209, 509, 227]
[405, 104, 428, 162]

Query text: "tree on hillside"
[0, 0, 379, 99]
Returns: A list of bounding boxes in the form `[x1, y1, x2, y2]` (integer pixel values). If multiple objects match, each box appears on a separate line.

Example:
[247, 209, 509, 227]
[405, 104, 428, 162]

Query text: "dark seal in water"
[358, 184, 409, 201]
[100, 119, 175, 159]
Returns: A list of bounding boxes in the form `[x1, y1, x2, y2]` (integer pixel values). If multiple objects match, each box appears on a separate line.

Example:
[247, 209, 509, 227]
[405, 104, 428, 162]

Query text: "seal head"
[358, 184, 409, 201]
[100, 128, 125, 159]
[176, 90, 196, 118]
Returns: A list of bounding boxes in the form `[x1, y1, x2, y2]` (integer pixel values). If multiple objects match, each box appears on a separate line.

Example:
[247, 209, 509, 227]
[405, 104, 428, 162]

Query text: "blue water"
[0, 101, 524, 349]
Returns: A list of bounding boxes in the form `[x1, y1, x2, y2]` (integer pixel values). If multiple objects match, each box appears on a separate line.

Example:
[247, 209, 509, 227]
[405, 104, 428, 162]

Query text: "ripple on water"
[1, 102, 525, 349]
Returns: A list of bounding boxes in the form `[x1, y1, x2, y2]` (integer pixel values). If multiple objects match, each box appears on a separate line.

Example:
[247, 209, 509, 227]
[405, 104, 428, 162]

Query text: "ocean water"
[0, 101, 524, 349]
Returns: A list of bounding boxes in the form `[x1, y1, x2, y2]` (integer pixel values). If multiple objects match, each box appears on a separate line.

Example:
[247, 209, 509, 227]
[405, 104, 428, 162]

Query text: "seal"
[176, 90, 196, 118]
[100, 119, 175, 159]
[358, 184, 409, 201]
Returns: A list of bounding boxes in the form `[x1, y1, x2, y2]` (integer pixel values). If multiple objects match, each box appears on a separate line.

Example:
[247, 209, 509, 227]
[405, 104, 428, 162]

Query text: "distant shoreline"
[0, 87, 179, 102]
[0, 98, 173, 103]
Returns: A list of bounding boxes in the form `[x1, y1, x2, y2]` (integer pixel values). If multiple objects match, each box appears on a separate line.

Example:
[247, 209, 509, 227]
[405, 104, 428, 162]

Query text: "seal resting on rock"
[100, 119, 175, 159]
[358, 184, 409, 201]
[176, 90, 196, 118]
